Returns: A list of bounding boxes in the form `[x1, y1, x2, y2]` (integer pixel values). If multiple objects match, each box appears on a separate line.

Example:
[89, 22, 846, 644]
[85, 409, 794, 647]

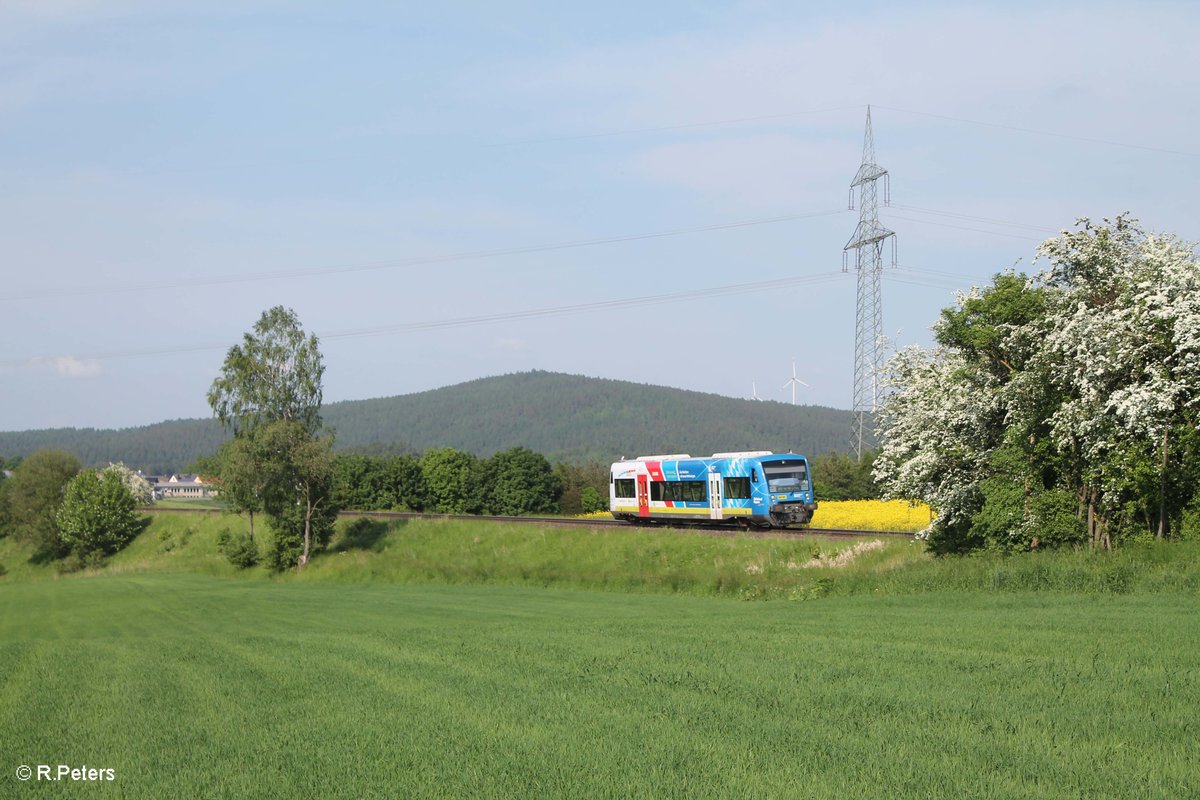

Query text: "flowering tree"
[873, 345, 995, 550]
[875, 217, 1200, 551]
[103, 462, 154, 506]
[1035, 217, 1200, 546]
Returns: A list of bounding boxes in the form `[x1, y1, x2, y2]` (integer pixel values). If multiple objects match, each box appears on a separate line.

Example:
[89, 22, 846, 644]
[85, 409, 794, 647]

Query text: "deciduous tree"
[484, 446, 562, 516]
[207, 307, 338, 569]
[256, 420, 337, 570]
[4, 449, 81, 557]
[56, 469, 142, 558]
[102, 462, 154, 506]
[876, 217, 1200, 551]
[207, 436, 266, 542]
[420, 448, 480, 514]
[207, 306, 324, 437]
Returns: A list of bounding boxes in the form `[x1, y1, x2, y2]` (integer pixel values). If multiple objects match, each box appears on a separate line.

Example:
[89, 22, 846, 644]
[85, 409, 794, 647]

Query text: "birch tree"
[208, 307, 338, 570]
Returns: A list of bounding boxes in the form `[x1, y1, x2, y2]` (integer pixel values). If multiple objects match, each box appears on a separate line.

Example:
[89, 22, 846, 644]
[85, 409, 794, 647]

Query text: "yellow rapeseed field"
[812, 499, 933, 532]
[581, 500, 931, 532]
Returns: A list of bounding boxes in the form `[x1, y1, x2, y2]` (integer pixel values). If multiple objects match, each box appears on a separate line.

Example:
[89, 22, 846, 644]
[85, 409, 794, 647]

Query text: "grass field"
[2, 574, 1198, 798]
[2, 514, 1199, 797]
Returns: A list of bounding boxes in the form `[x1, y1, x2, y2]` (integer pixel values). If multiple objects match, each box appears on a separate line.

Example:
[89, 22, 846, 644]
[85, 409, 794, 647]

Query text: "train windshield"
[764, 463, 809, 493]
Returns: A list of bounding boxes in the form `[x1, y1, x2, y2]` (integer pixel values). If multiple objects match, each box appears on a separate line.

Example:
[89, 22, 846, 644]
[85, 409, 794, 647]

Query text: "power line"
[880, 213, 1045, 242]
[884, 274, 975, 291]
[895, 263, 997, 283]
[4, 270, 849, 368]
[888, 203, 1059, 234]
[324, 272, 846, 339]
[0, 208, 849, 302]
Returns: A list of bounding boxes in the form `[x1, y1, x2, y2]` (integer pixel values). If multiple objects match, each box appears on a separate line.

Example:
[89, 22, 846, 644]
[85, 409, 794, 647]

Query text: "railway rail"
[141, 506, 915, 539]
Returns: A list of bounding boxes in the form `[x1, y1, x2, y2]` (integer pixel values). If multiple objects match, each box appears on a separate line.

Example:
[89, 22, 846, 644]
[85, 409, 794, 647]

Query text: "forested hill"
[0, 371, 855, 472]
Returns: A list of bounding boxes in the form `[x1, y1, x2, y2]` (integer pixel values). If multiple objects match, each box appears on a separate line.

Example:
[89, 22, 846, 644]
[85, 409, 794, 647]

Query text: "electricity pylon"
[843, 106, 895, 461]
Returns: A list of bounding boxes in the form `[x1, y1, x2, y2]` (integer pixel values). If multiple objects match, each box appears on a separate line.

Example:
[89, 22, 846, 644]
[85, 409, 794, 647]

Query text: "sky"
[2, 0, 1198, 432]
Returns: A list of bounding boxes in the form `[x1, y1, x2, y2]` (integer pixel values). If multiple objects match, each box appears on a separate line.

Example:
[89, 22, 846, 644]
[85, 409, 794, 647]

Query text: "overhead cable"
[5, 271, 849, 367]
[0, 208, 848, 302]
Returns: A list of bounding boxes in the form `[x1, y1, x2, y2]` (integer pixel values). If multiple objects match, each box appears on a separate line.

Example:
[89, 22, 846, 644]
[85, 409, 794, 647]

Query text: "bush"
[216, 528, 259, 569]
[1177, 502, 1200, 541]
[1026, 489, 1087, 548]
[265, 503, 337, 571]
[56, 470, 142, 558]
[580, 486, 607, 514]
[57, 550, 106, 574]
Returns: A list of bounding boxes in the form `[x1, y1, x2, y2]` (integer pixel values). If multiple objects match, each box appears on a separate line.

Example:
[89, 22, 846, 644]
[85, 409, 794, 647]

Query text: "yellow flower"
[811, 500, 932, 532]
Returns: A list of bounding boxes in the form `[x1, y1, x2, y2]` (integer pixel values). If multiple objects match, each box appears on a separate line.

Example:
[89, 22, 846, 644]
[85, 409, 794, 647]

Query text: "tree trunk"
[298, 509, 311, 571]
[247, 510, 255, 544]
[1087, 491, 1096, 550]
[1158, 427, 1169, 540]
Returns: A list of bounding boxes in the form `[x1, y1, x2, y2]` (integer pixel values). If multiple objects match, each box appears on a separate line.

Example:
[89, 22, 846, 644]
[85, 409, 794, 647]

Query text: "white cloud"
[492, 337, 529, 352]
[31, 355, 101, 378]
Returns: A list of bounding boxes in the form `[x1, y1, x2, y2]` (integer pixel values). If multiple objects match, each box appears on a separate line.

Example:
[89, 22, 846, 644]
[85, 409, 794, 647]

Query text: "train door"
[637, 474, 650, 518]
[708, 472, 723, 520]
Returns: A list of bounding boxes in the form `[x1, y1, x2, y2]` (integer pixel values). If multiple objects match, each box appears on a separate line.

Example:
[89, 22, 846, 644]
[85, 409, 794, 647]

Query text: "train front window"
[764, 464, 810, 493]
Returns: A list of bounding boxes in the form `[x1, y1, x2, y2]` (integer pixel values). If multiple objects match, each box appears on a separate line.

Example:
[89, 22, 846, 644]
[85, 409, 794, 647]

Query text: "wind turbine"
[782, 359, 810, 405]
[751, 380, 762, 401]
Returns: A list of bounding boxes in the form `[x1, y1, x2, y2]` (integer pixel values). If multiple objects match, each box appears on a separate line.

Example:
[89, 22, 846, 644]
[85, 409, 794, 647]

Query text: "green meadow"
[1, 514, 1198, 797]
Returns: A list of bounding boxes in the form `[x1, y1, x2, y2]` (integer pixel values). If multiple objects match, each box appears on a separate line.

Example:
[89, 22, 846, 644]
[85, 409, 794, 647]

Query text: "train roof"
[622, 451, 804, 462]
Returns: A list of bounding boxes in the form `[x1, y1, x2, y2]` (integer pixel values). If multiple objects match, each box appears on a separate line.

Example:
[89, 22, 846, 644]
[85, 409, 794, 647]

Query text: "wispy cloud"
[492, 337, 529, 352]
[31, 355, 101, 378]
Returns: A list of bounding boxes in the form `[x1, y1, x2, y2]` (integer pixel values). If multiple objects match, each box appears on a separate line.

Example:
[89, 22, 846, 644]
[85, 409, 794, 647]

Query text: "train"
[609, 451, 817, 528]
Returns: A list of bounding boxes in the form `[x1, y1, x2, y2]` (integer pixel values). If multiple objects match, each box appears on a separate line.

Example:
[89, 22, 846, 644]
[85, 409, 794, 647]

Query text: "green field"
[1, 515, 1199, 797]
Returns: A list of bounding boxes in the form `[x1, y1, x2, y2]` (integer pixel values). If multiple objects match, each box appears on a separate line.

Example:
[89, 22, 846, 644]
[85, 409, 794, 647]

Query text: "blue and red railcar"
[609, 451, 817, 529]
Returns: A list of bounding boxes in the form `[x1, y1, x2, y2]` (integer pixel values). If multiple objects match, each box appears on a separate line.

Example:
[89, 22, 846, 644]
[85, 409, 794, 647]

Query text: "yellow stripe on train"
[611, 506, 754, 516]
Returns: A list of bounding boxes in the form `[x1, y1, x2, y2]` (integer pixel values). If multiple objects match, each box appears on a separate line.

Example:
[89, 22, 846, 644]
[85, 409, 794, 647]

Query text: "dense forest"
[0, 372, 855, 473]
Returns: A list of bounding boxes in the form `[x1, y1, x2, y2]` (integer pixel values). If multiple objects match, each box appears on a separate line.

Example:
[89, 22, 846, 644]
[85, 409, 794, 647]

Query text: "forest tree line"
[0, 371, 856, 473]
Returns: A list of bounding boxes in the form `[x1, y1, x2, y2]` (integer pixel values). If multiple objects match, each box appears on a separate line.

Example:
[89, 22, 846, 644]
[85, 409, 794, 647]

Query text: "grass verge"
[4, 512, 1198, 600]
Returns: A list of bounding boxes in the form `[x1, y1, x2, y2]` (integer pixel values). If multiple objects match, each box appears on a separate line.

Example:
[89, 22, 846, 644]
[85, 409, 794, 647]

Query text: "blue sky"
[2, 1, 1197, 432]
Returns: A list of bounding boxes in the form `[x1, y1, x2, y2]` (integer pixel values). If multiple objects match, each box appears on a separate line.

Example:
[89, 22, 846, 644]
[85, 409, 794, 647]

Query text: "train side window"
[650, 481, 707, 502]
[724, 477, 751, 500]
[614, 479, 636, 499]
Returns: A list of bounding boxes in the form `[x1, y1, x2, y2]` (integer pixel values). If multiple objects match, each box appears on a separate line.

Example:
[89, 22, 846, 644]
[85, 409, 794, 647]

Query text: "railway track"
[143, 506, 914, 539]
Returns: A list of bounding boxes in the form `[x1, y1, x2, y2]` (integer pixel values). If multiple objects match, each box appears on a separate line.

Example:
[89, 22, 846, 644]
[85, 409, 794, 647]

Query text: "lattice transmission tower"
[843, 106, 895, 461]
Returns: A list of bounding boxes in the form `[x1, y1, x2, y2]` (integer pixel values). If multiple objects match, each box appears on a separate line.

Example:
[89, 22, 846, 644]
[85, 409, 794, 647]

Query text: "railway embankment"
[2, 511, 1197, 600]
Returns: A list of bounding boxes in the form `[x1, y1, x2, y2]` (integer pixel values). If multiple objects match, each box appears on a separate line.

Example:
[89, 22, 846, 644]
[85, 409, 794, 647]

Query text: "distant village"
[0, 468, 217, 501]
[141, 473, 217, 500]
